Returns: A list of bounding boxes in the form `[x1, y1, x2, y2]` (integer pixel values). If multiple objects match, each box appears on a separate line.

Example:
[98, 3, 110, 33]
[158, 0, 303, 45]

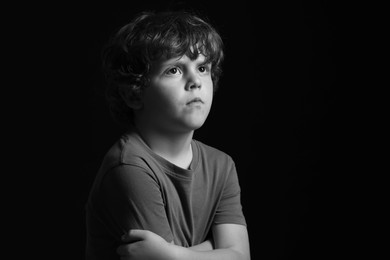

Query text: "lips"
[187, 98, 204, 105]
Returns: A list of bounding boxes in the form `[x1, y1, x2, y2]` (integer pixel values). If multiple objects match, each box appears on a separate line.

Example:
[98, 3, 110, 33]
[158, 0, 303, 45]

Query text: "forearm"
[171, 244, 249, 260]
[188, 239, 213, 252]
[118, 226, 250, 260]
[173, 224, 250, 260]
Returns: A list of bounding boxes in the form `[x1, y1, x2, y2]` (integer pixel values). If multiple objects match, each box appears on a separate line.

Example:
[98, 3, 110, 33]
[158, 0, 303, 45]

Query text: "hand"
[117, 229, 176, 260]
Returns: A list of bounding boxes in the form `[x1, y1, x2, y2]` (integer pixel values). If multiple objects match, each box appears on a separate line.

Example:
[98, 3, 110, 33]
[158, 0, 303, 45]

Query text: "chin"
[183, 118, 207, 131]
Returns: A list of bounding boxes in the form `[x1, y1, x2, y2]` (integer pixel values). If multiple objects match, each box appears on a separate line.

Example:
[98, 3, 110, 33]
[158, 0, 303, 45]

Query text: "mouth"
[187, 98, 204, 105]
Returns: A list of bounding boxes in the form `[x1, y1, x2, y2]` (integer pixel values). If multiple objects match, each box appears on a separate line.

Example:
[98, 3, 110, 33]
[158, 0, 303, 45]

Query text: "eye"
[166, 67, 181, 75]
[198, 64, 211, 73]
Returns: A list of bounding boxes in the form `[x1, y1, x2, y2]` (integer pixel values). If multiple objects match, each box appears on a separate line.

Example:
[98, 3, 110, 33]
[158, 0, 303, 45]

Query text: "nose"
[185, 72, 201, 91]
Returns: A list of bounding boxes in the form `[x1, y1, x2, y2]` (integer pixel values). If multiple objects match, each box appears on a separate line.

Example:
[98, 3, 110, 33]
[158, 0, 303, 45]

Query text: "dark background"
[11, 0, 357, 259]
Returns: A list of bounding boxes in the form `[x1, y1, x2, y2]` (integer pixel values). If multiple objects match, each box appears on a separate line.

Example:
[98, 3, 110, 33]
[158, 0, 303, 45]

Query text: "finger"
[121, 229, 149, 242]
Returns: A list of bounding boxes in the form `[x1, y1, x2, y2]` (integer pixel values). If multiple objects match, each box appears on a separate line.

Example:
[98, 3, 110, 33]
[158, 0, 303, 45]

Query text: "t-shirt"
[85, 130, 246, 259]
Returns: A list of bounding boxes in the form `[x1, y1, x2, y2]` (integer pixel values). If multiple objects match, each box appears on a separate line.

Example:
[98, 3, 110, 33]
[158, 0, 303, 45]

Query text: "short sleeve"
[100, 164, 174, 242]
[213, 161, 247, 226]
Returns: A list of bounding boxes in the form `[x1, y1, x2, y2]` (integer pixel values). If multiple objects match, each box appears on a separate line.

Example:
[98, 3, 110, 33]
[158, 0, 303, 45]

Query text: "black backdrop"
[13, 1, 352, 259]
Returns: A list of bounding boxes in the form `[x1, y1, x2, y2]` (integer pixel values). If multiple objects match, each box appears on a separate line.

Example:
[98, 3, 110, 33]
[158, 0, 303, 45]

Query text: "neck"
[134, 121, 194, 169]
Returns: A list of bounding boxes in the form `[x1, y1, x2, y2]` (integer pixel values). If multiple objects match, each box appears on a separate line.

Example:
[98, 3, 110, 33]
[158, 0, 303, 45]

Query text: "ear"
[119, 85, 143, 110]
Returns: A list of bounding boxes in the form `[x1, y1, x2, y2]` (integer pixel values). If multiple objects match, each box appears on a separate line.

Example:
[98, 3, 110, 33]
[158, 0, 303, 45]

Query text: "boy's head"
[102, 10, 224, 126]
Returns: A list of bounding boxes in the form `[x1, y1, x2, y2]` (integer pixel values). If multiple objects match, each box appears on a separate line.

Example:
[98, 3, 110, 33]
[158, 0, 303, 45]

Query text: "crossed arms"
[99, 164, 250, 259]
[117, 223, 250, 260]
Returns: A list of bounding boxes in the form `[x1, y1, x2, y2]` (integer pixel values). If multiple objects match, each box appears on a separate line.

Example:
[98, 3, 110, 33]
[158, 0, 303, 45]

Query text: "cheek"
[204, 79, 214, 99]
[148, 89, 181, 112]
[205, 76, 214, 89]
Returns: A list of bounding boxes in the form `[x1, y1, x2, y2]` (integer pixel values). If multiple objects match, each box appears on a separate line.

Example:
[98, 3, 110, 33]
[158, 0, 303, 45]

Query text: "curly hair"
[102, 10, 224, 125]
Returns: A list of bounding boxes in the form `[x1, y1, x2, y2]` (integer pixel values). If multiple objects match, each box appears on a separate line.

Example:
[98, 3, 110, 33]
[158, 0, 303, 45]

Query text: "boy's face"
[136, 54, 213, 134]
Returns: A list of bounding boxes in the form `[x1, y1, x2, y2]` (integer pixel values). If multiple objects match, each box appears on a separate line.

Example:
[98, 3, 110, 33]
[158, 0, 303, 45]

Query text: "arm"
[169, 238, 213, 252]
[101, 165, 174, 242]
[117, 224, 250, 260]
[176, 223, 250, 260]
[188, 239, 213, 252]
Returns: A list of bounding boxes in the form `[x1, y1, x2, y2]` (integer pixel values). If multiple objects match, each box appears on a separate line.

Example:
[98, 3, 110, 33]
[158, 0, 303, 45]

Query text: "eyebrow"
[162, 57, 210, 68]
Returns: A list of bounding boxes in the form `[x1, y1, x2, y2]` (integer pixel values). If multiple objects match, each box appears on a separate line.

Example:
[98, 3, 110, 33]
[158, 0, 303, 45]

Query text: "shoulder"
[99, 134, 160, 193]
[193, 139, 235, 168]
[103, 131, 152, 168]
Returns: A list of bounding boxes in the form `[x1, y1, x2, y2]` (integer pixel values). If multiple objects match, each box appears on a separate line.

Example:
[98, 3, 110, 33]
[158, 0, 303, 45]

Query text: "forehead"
[152, 54, 207, 69]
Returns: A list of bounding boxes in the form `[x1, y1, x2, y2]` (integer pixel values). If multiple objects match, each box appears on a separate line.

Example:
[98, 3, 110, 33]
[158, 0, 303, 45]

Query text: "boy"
[85, 10, 250, 260]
